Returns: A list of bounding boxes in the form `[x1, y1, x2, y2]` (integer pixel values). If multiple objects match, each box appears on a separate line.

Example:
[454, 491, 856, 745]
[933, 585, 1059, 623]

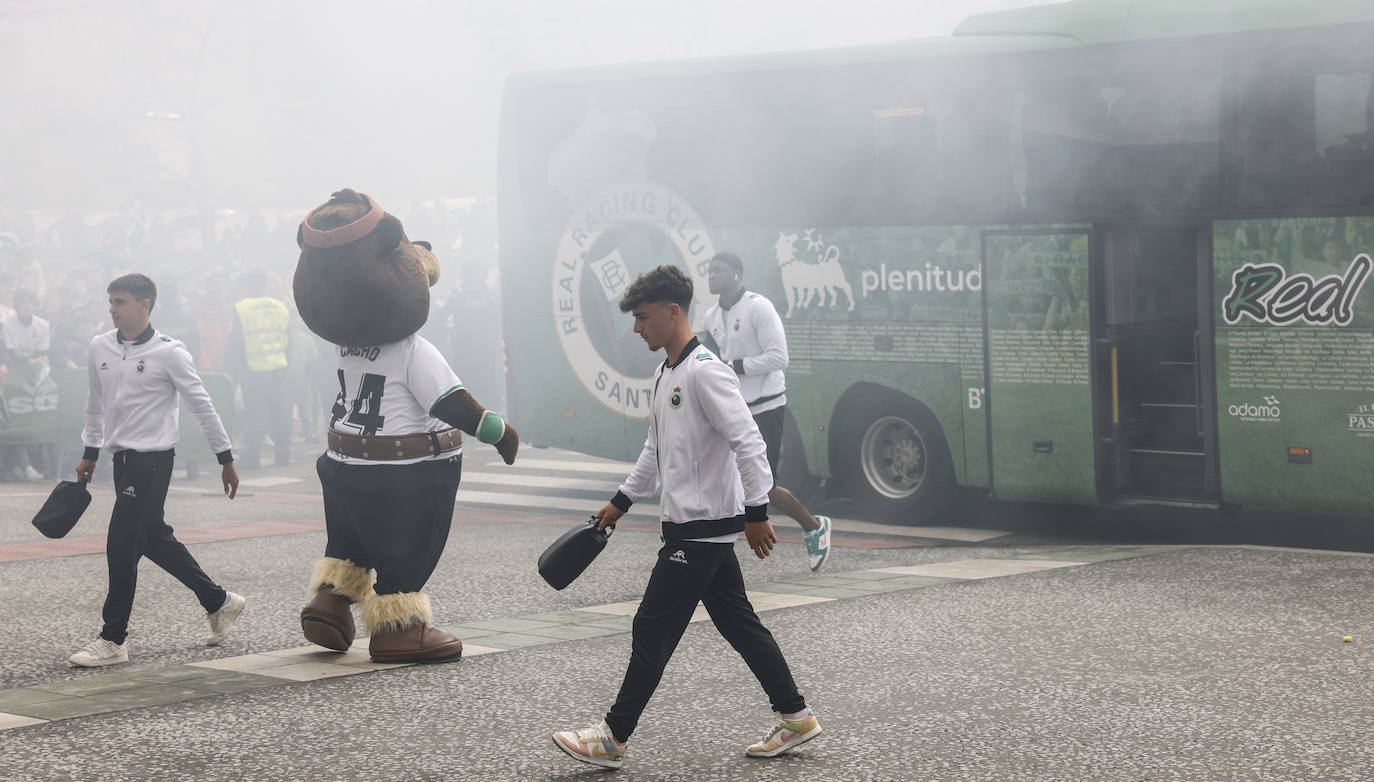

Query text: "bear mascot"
[292, 188, 518, 663]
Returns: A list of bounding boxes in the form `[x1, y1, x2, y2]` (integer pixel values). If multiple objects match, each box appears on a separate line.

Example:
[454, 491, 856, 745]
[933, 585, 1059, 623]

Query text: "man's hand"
[594, 502, 624, 532]
[495, 422, 519, 465]
[221, 462, 240, 499]
[76, 459, 96, 483]
[744, 519, 777, 559]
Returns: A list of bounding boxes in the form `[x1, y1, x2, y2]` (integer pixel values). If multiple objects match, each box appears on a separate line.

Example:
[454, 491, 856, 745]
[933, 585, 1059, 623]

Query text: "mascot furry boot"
[293, 189, 519, 663]
[301, 557, 372, 650]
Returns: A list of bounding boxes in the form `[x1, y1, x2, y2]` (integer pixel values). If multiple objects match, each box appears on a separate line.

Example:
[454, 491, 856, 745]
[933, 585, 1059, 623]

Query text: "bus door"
[1096, 224, 1218, 504]
[981, 230, 1097, 504]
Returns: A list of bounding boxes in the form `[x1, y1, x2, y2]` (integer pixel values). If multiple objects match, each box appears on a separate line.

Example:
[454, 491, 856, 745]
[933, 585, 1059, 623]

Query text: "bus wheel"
[842, 396, 951, 524]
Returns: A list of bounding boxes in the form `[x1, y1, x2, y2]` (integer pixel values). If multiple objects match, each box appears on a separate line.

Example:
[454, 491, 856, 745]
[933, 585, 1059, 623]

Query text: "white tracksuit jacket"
[611, 337, 773, 542]
[81, 326, 233, 461]
[700, 290, 788, 415]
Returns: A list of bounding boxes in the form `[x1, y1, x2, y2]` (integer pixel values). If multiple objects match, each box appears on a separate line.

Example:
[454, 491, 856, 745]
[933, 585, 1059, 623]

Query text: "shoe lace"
[575, 725, 611, 743]
[82, 639, 113, 656]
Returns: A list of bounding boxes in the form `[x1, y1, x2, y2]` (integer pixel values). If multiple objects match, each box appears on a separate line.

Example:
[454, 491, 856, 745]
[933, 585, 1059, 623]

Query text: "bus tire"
[838, 392, 951, 524]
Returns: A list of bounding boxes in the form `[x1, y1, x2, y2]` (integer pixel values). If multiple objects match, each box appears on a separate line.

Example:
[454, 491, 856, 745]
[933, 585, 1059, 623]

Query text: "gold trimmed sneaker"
[552, 720, 627, 769]
[745, 709, 822, 757]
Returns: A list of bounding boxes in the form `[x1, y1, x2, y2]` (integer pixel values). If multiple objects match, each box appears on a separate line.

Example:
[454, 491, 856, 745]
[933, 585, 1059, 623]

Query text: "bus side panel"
[502, 229, 643, 462]
[1212, 217, 1374, 512]
[983, 232, 1096, 504]
[714, 224, 986, 487]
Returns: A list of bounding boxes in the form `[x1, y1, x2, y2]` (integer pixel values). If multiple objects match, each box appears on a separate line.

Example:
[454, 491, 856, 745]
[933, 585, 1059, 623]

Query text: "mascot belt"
[327, 427, 461, 461]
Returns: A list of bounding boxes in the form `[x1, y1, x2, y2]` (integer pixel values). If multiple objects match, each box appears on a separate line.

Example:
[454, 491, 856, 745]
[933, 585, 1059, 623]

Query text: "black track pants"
[604, 540, 806, 742]
[100, 449, 226, 645]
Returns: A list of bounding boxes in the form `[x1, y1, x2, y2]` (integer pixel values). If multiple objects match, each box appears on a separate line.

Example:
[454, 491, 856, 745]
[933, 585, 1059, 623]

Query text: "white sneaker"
[23, 465, 43, 482]
[69, 638, 128, 667]
[552, 720, 627, 769]
[803, 516, 832, 572]
[206, 591, 246, 646]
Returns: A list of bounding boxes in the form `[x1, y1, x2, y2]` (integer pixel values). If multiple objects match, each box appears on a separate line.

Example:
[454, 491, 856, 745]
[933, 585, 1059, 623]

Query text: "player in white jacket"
[701, 250, 832, 571]
[553, 265, 821, 770]
[69, 274, 244, 668]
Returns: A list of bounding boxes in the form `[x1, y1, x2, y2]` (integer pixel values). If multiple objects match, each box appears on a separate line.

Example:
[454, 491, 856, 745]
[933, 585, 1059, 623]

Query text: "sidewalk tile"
[447, 626, 500, 640]
[15, 696, 119, 721]
[519, 624, 626, 641]
[461, 617, 563, 633]
[250, 660, 379, 681]
[745, 592, 835, 610]
[802, 585, 883, 599]
[581, 617, 634, 632]
[828, 570, 909, 581]
[477, 632, 564, 649]
[520, 610, 606, 624]
[32, 677, 146, 697]
[181, 671, 282, 695]
[575, 602, 640, 617]
[117, 665, 220, 685]
[458, 644, 504, 657]
[187, 654, 299, 674]
[86, 683, 208, 710]
[875, 559, 1086, 580]
[0, 712, 48, 730]
[0, 688, 69, 711]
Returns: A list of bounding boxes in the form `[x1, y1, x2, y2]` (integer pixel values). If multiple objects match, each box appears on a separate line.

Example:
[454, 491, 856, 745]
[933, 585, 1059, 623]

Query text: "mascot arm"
[432, 388, 519, 465]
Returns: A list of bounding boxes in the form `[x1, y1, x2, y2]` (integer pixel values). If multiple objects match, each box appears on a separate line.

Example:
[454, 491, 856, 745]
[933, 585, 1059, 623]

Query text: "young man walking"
[553, 265, 821, 770]
[701, 251, 832, 571]
[69, 274, 245, 667]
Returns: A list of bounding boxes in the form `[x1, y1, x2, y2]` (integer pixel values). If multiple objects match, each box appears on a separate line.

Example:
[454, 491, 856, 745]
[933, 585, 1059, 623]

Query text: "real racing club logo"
[547, 104, 715, 420]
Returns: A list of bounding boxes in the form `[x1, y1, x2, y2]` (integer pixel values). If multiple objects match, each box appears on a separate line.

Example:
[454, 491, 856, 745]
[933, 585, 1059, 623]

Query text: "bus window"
[1234, 67, 1374, 209]
[868, 79, 1017, 223]
[1018, 81, 1119, 215]
[1318, 73, 1374, 206]
[1107, 79, 1221, 213]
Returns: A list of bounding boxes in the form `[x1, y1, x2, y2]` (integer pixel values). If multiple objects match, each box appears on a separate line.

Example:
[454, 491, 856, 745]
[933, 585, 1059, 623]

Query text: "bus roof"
[506, 0, 1374, 88]
[953, 0, 1374, 44]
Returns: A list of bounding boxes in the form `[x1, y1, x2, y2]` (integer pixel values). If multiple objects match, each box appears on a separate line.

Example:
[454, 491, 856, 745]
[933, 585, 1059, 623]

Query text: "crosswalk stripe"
[457, 489, 661, 519]
[461, 471, 619, 493]
[485, 458, 631, 475]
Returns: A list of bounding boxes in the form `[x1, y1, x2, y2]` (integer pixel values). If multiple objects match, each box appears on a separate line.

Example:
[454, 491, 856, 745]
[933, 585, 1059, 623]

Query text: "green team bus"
[498, 0, 1374, 523]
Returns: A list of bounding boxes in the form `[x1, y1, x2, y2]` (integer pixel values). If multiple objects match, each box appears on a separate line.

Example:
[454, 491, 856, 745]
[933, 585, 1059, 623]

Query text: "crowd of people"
[0, 197, 504, 482]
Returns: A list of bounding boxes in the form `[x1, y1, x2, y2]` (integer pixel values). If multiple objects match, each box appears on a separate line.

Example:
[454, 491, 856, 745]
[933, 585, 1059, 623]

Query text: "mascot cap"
[300, 193, 386, 249]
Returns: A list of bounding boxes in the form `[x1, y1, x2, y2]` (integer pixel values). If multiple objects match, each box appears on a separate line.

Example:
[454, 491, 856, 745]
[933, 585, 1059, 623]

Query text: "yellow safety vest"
[234, 297, 289, 372]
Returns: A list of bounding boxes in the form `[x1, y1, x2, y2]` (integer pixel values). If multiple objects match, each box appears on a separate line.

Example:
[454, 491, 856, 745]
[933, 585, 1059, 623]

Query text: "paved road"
[0, 448, 1369, 780]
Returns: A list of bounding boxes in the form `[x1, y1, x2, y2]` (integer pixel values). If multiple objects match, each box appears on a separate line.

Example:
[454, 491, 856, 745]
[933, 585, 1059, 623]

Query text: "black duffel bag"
[538, 516, 613, 590]
[32, 480, 92, 539]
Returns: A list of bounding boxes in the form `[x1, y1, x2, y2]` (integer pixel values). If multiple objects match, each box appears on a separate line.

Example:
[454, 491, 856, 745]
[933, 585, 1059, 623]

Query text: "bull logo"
[775, 229, 855, 318]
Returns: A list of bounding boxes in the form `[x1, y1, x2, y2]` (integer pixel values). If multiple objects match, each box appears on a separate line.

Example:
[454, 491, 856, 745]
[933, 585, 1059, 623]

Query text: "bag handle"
[589, 514, 614, 539]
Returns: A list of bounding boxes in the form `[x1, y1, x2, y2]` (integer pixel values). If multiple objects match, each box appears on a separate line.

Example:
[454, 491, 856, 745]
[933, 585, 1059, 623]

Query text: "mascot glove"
[495, 422, 519, 465]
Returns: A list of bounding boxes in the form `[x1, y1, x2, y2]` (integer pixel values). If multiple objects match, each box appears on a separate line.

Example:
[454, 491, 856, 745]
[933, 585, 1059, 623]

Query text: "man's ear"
[296, 222, 305, 249]
[374, 215, 404, 252]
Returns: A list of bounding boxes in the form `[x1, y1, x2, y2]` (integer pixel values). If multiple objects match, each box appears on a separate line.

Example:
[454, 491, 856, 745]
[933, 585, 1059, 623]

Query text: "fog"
[0, 0, 1046, 211]
[0, 0, 1048, 407]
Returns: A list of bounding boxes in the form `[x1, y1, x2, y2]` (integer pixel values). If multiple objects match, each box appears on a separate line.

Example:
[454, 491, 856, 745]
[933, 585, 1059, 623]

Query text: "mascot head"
[294, 188, 440, 347]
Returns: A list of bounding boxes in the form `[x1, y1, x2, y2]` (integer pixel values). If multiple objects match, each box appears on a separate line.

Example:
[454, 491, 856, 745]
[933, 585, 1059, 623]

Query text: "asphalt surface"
[0, 449, 1370, 781]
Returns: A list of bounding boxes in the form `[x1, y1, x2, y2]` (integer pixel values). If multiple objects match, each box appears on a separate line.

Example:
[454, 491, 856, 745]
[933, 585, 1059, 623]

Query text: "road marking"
[461, 471, 620, 493]
[875, 559, 1086, 580]
[237, 476, 304, 488]
[456, 489, 661, 519]
[826, 519, 1010, 542]
[485, 458, 632, 475]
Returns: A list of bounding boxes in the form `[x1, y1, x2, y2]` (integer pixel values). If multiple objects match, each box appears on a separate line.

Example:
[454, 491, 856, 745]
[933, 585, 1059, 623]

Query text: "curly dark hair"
[618, 264, 693, 313]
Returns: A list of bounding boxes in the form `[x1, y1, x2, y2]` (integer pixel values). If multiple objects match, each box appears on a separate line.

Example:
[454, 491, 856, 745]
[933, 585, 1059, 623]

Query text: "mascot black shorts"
[316, 452, 463, 595]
